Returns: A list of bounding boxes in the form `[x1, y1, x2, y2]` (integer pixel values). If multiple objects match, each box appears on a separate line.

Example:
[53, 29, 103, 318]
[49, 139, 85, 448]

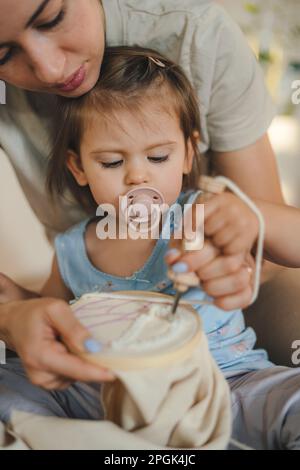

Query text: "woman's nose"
[24, 36, 65, 85]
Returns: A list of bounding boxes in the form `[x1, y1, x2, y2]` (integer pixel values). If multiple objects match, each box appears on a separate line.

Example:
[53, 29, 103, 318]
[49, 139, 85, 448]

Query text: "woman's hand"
[2, 298, 115, 389]
[202, 192, 259, 255]
[165, 240, 254, 311]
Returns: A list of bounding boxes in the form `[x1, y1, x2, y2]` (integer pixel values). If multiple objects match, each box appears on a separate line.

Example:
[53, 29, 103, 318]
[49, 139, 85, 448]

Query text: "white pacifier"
[120, 187, 165, 229]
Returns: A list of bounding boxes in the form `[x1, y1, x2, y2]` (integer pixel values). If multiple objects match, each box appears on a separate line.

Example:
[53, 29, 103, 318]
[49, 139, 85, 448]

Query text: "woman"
[0, 0, 284, 393]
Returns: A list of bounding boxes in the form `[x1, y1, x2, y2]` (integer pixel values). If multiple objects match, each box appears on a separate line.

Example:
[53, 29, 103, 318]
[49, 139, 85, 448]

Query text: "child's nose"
[124, 164, 149, 186]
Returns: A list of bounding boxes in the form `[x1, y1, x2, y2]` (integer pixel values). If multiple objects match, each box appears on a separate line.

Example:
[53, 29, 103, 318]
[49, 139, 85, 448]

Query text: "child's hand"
[0, 273, 37, 304]
[203, 192, 259, 255]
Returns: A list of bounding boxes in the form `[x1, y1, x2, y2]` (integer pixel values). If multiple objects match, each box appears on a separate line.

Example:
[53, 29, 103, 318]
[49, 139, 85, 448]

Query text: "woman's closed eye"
[36, 8, 66, 31]
[0, 50, 14, 66]
[0, 7, 66, 66]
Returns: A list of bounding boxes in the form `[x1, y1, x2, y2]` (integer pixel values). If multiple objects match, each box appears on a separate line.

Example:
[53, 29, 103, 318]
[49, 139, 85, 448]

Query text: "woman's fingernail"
[84, 338, 102, 353]
[172, 262, 189, 273]
[164, 249, 181, 258]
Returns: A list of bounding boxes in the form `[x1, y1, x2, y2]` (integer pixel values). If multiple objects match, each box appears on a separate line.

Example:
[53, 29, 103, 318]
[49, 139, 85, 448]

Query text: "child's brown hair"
[48, 46, 202, 213]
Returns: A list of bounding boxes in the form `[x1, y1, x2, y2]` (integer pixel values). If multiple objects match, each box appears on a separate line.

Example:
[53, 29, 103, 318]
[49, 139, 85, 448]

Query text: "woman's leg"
[0, 357, 103, 424]
[228, 366, 300, 449]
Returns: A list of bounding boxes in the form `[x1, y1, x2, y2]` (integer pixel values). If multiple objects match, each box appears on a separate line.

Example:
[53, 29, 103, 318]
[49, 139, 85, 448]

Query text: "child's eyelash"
[101, 160, 123, 169]
[148, 155, 169, 163]
[101, 156, 169, 169]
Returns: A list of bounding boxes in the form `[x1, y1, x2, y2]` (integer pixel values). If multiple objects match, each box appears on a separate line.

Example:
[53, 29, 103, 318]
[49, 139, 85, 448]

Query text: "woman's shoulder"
[105, 0, 214, 18]
[105, 0, 230, 40]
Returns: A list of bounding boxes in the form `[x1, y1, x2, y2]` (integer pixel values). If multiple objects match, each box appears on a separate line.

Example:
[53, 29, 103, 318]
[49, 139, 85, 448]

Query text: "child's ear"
[66, 150, 88, 186]
[183, 137, 195, 175]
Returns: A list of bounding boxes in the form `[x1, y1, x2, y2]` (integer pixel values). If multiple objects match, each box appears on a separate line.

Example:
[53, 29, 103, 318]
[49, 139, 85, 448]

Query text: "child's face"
[68, 102, 194, 213]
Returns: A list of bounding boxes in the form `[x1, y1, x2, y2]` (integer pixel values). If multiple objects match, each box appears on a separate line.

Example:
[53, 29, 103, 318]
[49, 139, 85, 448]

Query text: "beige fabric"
[0, 0, 274, 237]
[7, 337, 231, 450]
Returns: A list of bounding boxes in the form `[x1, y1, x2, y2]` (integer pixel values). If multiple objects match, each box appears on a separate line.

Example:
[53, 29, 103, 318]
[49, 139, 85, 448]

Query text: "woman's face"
[0, 0, 105, 96]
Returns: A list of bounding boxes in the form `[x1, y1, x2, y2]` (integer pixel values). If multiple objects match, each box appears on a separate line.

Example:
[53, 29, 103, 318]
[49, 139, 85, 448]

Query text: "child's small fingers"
[164, 246, 182, 265]
[172, 240, 220, 274]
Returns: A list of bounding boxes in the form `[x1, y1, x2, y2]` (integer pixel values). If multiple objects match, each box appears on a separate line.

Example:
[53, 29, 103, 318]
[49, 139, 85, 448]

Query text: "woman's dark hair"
[48, 46, 202, 213]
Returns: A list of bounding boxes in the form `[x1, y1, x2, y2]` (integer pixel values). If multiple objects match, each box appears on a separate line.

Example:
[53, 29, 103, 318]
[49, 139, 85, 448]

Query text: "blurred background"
[0, 0, 300, 290]
[218, 0, 300, 207]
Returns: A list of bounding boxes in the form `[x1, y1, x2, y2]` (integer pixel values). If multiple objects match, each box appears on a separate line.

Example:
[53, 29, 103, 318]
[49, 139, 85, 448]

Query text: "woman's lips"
[57, 65, 86, 92]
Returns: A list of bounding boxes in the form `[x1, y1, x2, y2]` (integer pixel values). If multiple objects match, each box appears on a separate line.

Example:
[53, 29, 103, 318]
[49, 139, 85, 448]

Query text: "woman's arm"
[211, 133, 285, 281]
[255, 200, 300, 268]
[211, 134, 284, 204]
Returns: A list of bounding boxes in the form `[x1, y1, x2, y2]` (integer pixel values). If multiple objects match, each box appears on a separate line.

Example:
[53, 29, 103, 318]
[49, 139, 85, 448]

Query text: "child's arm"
[40, 256, 73, 301]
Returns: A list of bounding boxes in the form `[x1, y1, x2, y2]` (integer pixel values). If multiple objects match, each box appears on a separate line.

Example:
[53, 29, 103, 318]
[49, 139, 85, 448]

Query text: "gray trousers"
[1, 357, 300, 450]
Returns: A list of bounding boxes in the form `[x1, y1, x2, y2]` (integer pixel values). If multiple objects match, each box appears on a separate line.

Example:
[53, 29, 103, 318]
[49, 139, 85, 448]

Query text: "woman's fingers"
[43, 348, 115, 383]
[198, 253, 245, 281]
[214, 286, 253, 311]
[27, 368, 72, 390]
[44, 299, 99, 355]
[202, 265, 252, 298]
[204, 212, 227, 237]
[212, 225, 239, 249]
[35, 301, 115, 383]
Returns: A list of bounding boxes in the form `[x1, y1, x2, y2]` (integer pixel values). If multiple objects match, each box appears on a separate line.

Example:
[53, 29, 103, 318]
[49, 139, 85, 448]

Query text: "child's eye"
[37, 8, 66, 31]
[101, 160, 123, 169]
[148, 155, 169, 163]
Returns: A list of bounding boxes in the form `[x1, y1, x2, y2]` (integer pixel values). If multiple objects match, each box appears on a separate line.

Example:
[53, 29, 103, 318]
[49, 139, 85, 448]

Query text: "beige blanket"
[1, 334, 231, 450]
